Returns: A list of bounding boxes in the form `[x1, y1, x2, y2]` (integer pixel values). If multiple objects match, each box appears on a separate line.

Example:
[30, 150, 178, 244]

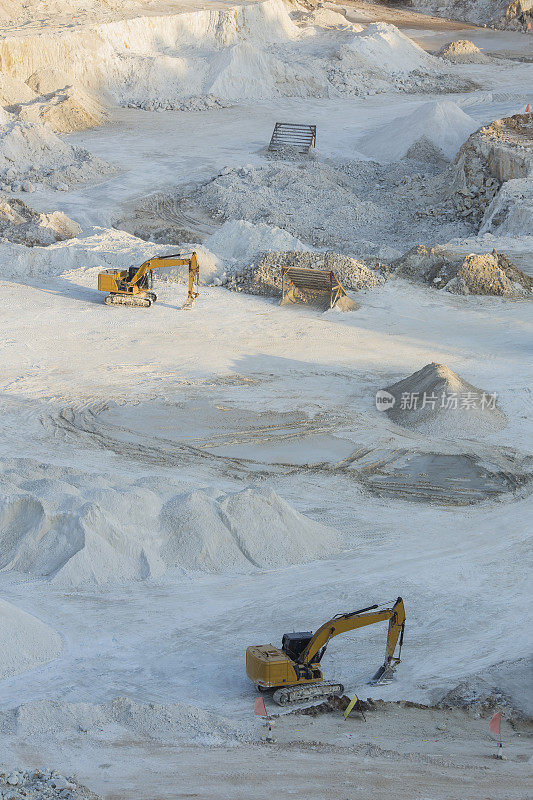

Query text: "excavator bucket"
[181, 296, 196, 310]
[369, 663, 396, 685]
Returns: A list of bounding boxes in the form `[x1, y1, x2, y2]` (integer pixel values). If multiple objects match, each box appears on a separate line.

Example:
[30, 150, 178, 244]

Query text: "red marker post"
[489, 710, 502, 756]
[254, 697, 267, 717]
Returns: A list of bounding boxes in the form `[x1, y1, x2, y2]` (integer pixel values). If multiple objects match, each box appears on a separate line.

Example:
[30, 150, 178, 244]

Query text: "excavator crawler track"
[105, 293, 152, 308]
[272, 681, 344, 706]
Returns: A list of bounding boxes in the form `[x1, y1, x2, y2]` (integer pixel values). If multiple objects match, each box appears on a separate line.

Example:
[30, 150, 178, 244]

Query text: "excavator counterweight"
[246, 597, 405, 705]
[98, 251, 200, 308]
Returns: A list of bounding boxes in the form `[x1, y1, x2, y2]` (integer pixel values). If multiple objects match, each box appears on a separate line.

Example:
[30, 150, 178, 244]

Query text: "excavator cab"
[281, 632, 313, 662]
[127, 267, 152, 290]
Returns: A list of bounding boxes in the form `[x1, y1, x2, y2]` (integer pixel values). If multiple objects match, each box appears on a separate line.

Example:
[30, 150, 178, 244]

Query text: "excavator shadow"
[9, 276, 104, 306]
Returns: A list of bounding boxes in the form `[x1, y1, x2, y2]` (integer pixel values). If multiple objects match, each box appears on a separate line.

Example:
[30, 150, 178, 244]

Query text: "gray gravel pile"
[173, 158, 470, 258]
[125, 94, 232, 112]
[0, 769, 100, 800]
[224, 250, 386, 296]
[393, 245, 532, 297]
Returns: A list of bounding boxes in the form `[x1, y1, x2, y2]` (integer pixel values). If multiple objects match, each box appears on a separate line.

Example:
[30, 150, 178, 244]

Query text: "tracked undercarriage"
[272, 681, 344, 706]
[104, 291, 157, 307]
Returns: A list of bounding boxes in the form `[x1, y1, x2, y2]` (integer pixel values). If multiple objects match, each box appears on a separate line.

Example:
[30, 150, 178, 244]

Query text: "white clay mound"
[382, 362, 507, 437]
[160, 486, 342, 571]
[437, 39, 491, 64]
[2, 696, 251, 745]
[13, 85, 108, 133]
[0, 116, 82, 173]
[356, 100, 479, 163]
[0, 598, 62, 680]
[0, 485, 341, 587]
[0, 228, 215, 282]
[0, 72, 36, 105]
[343, 22, 436, 75]
[204, 220, 307, 262]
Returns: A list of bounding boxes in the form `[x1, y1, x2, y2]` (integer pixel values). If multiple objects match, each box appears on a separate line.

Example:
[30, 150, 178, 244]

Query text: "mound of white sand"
[0, 72, 36, 105]
[356, 100, 479, 163]
[204, 219, 307, 263]
[207, 42, 280, 102]
[1, 696, 251, 745]
[160, 486, 341, 571]
[13, 86, 107, 133]
[0, 483, 341, 587]
[342, 22, 436, 75]
[0, 486, 165, 587]
[26, 68, 73, 95]
[437, 39, 491, 64]
[0, 227, 217, 282]
[381, 363, 507, 437]
[0, 598, 61, 680]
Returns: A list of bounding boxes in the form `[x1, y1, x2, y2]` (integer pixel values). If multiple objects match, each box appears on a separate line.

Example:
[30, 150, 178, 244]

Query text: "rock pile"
[0, 198, 81, 246]
[394, 245, 532, 297]
[408, 0, 532, 32]
[225, 251, 386, 296]
[0, 113, 115, 190]
[0, 769, 100, 800]
[453, 113, 533, 228]
[126, 94, 232, 112]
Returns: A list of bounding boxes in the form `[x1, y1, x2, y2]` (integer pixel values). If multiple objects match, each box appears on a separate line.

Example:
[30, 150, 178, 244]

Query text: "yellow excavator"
[97, 252, 200, 308]
[246, 597, 405, 705]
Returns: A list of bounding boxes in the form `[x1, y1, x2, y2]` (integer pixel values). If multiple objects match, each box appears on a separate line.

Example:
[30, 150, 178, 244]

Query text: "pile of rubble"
[0, 197, 81, 246]
[394, 245, 532, 297]
[293, 695, 375, 717]
[224, 251, 386, 297]
[410, 0, 532, 31]
[0, 769, 100, 800]
[452, 113, 533, 228]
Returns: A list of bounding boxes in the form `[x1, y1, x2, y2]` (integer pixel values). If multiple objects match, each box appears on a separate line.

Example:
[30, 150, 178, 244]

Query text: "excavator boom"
[298, 598, 405, 665]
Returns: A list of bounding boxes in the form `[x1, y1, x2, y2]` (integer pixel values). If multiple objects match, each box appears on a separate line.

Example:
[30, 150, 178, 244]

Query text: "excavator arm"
[298, 597, 405, 680]
[128, 252, 200, 308]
